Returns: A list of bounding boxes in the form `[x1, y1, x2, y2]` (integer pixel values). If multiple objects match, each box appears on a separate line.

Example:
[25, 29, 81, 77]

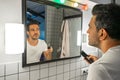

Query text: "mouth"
[34, 34, 39, 37]
[32, 34, 39, 39]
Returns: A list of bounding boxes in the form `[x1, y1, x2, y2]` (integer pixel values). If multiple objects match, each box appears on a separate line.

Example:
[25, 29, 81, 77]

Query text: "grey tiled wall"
[46, 5, 63, 59]
[0, 58, 88, 80]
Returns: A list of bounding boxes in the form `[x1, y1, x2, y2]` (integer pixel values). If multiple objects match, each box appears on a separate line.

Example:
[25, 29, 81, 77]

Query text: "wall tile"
[30, 65, 39, 71]
[6, 63, 18, 75]
[76, 58, 81, 62]
[80, 69, 83, 76]
[76, 69, 80, 77]
[49, 76, 56, 80]
[0, 57, 89, 80]
[84, 75, 87, 80]
[40, 63, 48, 69]
[41, 77, 48, 80]
[49, 62, 56, 67]
[30, 70, 39, 80]
[70, 58, 76, 63]
[64, 64, 69, 72]
[76, 76, 81, 80]
[57, 74, 63, 80]
[81, 60, 86, 68]
[6, 74, 18, 80]
[0, 64, 4, 76]
[0, 77, 4, 80]
[64, 72, 69, 80]
[70, 70, 75, 79]
[64, 59, 70, 64]
[19, 72, 29, 80]
[49, 66, 56, 76]
[57, 65, 63, 74]
[76, 61, 81, 69]
[80, 75, 87, 80]
[19, 62, 29, 73]
[70, 62, 76, 71]
[70, 78, 75, 80]
[57, 61, 63, 66]
[40, 68, 48, 78]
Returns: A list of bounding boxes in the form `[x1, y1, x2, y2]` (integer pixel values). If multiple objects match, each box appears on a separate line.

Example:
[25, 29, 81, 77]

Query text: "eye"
[88, 24, 92, 29]
[30, 29, 35, 31]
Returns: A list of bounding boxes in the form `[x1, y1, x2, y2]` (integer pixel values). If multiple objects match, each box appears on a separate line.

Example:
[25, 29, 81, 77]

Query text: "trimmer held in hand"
[81, 50, 94, 64]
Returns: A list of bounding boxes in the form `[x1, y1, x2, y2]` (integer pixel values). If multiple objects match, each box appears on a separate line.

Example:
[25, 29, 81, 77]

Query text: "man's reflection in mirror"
[26, 20, 53, 63]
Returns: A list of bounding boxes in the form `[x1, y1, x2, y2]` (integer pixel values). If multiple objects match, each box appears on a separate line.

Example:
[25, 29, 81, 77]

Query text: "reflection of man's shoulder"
[38, 39, 46, 44]
[38, 39, 45, 42]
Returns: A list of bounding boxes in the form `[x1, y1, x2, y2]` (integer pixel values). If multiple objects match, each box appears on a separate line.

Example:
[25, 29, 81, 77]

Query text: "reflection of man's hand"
[48, 46, 53, 53]
[44, 47, 53, 60]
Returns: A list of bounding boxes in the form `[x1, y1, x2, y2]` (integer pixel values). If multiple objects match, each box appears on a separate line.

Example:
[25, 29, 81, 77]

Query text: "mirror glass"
[22, 0, 82, 67]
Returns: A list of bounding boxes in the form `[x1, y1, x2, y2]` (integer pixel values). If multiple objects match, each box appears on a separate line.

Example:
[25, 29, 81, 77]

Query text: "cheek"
[93, 33, 99, 42]
[38, 32, 40, 36]
[37, 31, 40, 34]
[89, 31, 98, 40]
[29, 32, 35, 36]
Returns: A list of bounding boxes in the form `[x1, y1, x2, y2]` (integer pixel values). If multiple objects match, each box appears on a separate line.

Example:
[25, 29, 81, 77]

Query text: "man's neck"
[100, 39, 120, 53]
[27, 38, 38, 46]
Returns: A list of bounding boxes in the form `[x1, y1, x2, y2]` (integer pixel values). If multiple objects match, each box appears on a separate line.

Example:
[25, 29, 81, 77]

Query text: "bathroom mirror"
[22, 0, 82, 67]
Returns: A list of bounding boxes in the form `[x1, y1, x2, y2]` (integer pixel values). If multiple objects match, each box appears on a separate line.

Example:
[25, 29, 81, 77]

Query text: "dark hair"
[26, 20, 40, 31]
[92, 3, 120, 40]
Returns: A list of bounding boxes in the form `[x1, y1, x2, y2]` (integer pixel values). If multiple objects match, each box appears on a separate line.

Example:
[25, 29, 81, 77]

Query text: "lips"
[33, 34, 39, 38]
[34, 34, 38, 36]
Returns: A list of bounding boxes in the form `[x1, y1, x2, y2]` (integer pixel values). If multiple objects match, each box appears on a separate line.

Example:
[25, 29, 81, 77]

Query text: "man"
[26, 20, 53, 63]
[86, 3, 120, 80]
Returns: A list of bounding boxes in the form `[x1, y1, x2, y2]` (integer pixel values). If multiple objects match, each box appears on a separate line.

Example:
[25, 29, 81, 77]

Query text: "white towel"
[60, 20, 70, 58]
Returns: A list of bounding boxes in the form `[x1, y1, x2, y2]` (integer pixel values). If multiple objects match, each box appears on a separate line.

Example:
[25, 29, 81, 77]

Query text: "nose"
[34, 29, 39, 33]
[33, 31, 37, 34]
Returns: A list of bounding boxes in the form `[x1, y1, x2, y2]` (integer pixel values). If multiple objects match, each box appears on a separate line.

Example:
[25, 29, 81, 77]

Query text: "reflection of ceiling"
[27, 0, 45, 23]
[63, 7, 82, 19]
[26, 0, 82, 22]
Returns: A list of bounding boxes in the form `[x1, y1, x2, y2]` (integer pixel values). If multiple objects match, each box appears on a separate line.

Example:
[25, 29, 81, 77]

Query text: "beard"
[32, 37, 38, 40]
[89, 41, 98, 47]
[88, 37, 100, 48]
[32, 34, 39, 40]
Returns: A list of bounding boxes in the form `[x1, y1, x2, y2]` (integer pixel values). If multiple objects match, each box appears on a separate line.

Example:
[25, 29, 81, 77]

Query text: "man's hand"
[85, 55, 98, 64]
[87, 55, 98, 61]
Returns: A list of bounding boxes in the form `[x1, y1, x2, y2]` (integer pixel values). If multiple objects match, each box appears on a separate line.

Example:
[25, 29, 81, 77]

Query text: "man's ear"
[98, 28, 107, 40]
